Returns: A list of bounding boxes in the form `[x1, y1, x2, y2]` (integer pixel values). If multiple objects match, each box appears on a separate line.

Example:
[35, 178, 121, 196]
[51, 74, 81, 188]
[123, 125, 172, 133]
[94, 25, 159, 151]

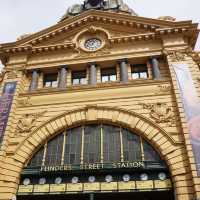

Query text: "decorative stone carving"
[18, 97, 32, 107]
[156, 85, 172, 94]
[185, 48, 200, 66]
[141, 103, 175, 126]
[73, 26, 111, 57]
[163, 49, 186, 62]
[16, 111, 46, 135]
[74, 48, 111, 58]
[158, 16, 176, 21]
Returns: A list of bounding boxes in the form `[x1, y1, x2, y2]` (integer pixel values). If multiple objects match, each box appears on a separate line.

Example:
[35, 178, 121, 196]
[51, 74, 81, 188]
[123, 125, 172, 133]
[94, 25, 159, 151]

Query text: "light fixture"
[23, 178, 30, 186]
[158, 172, 167, 180]
[71, 176, 79, 184]
[140, 173, 148, 181]
[55, 177, 62, 184]
[39, 178, 46, 185]
[88, 176, 96, 183]
[122, 174, 130, 182]
[105, 175, 113, 183]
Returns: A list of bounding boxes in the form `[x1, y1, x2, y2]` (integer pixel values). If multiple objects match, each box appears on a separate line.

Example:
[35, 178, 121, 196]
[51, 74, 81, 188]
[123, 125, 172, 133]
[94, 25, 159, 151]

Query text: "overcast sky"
[0, 0, 200, 70]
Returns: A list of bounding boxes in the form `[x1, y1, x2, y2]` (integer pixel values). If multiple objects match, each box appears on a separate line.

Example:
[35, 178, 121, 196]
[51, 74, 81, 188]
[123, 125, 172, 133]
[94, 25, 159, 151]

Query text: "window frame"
[131, 64, 148, 79]
[101, 67, 117, 83]
[72, 70, 87, 85]
[43, 73, 58, 88]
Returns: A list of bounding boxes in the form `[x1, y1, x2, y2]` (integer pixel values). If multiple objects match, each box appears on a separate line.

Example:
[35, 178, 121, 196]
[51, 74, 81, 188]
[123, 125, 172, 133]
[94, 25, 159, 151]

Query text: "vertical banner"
[172, 63, 200, 175]
[0, 82, 17, 145]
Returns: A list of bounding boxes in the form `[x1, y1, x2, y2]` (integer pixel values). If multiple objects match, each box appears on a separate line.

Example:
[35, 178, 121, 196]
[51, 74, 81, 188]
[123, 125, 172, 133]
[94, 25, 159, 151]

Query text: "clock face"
[84, 38, 102, 51]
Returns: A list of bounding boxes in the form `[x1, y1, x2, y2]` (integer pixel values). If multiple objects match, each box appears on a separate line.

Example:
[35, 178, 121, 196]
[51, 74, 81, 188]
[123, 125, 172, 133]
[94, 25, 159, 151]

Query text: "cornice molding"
[0, 10, 196, 49]
[20, 79, 170, 97]
[0, 28, 193, 55]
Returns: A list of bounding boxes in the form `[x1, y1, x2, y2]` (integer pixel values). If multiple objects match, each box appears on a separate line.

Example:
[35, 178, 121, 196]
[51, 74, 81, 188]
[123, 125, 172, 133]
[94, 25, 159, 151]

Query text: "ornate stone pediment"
[4, 10, 187, 48]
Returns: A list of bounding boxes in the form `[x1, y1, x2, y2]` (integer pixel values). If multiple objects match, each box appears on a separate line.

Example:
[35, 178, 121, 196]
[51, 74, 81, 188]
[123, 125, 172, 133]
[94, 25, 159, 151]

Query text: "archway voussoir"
[23, 140, 35, 152]
[65, 115, 72, 126]
[60, 117, 67, 127]
[139, 122, 150, 133]
[151, 133, 164, 144]
[40, 127, 50, 139]
[111, 110, 120, 122]
[55, 119, 64, 130]
[130, 117, 140, 129]
[86, 108, 97, 121]
[50, 121, 59, 132]
[97, 109, 104, 120]
[31, 133, 42, 144]
[116, 112, 127, 124]
[35, 129, 48, 142]
[146, 129, 159, 140]
[119, 113, 130, 125]
[70, 112, 77, 124]
[45, 124, 56, 135]
[75, 112, 83, 123]
[106, 110, 113, 121]
[102, 109, 109, 121]
[80, 110, 86, 121]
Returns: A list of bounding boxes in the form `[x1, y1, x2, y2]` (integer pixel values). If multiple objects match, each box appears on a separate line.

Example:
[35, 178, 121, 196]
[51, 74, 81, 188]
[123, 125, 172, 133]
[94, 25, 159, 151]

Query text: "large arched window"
[28, 124, 162, 167]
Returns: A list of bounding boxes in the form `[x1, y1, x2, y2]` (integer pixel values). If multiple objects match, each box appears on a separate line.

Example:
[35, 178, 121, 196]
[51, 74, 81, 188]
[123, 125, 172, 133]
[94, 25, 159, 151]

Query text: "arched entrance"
[17, 123, 174, 200]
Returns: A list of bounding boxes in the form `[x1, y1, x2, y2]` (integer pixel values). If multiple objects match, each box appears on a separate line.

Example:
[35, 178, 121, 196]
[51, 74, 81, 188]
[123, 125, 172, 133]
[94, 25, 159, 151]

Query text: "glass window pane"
[80, 78, 87, 85]
[43, 73, 58, 87]
[132, 73, 139, 79]
[64, 127, 82, 165]
[103, 125, 120, 163]
[28, 147, 44, 167]
[72, 79, 80, 85]
[122, 129, 141, 161]
[45, 134, 64, 166]
[143, 141, 161, 162]
[110, 75, 117, 81]
[102, 76, 109, 83]
[83, 124, 101, 163]
[45, 82, 51, 87]
[140, 72, 148, 78]
[52, 81, 58, 87]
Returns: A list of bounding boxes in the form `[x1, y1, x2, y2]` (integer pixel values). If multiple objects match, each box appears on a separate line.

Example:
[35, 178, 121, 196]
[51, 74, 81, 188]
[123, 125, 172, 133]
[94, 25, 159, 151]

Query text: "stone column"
[89, 63, 97, 85]
[30, 69, 39, 91]
[119, 59, 128, 83]
[151, 57, 161, 79]
[59, 66, 67, 88]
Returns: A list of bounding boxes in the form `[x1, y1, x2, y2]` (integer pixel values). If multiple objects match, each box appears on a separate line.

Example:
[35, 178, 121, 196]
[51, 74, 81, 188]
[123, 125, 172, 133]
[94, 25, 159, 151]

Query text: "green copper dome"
[60, 0, 138, 21]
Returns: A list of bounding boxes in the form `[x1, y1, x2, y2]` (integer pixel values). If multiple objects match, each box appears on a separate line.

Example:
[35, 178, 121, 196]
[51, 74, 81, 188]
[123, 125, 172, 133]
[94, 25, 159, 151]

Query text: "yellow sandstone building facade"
[0, 1, 200, 200]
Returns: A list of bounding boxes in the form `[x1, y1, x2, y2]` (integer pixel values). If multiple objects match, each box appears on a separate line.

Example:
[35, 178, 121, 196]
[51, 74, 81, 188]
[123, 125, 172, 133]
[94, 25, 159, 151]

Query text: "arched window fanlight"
[28, 124, 162, 167]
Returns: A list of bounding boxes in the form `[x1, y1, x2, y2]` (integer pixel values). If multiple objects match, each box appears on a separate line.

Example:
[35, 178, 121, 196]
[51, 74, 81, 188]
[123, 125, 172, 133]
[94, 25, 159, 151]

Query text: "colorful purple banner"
[172, 63, 200, 175]
[0, 82, 17, 145]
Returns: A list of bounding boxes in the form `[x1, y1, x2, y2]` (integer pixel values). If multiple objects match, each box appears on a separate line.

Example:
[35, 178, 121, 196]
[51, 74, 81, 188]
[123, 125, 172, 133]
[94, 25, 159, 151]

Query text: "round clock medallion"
[84, 38, 102, 51]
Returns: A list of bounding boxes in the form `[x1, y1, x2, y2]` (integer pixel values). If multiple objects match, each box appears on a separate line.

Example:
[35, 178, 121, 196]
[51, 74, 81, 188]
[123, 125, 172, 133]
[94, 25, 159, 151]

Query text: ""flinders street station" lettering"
[40, 162, 145, 172]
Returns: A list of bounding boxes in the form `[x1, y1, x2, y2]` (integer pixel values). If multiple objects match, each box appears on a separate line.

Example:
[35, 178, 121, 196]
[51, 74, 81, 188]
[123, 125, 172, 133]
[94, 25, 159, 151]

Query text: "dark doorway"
[18, 190, 174, 200]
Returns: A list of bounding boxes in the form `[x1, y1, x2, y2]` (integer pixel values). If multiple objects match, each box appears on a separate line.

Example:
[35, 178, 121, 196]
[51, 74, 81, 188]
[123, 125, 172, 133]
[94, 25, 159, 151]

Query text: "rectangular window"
[131, 64, 148, 79]
[43, 73, 58, 88]
[101, 68, 117, 83]
[72, 71, 87, 85]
